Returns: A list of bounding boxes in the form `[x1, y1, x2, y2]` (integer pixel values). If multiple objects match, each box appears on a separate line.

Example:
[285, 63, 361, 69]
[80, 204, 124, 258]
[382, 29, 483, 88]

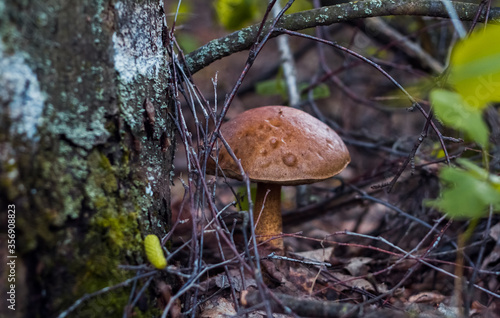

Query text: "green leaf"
[176, 33, 199, 54]
[214, 0, 311, 31]
[256, 79, 330, 101]
[214, 0, 260, 30]
[427, 159, 500, 219]
[173, 2, 192, 25]
[256, 79, 287, 98]
[282, 0, 313, 14]
[458, 159, 500, 192]
[237, 185, 257, 212]
[430, 89, 489, 147]
[449, 26, 500, 109]
[299, 83, 330, 100]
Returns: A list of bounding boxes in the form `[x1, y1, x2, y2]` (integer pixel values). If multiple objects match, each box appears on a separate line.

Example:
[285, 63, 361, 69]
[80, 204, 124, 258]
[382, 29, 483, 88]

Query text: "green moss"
[16, 144, 158, 317]
[91, 210, 141, 254]
[85, 148, 142, 253]
[69, 149, 152, 316]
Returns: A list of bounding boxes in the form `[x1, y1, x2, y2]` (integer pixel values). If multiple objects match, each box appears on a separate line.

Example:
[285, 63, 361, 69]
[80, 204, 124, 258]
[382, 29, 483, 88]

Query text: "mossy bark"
[0, 1, 174, 317]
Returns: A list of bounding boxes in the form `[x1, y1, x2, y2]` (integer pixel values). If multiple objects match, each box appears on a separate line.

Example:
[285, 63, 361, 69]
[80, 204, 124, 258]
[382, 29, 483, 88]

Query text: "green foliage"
[176, 33, 200, 53]
[299, 82, 330, 100]
[237, 185, 257, 212]
[427, 159, 500, 219]
[256, 78, 330, 100]
[448, 25, 500, 109]
[283, 0, 313, 14]
[172, 2, 192, 25]
[215, 0, 262, 30]
[428, 26, 500, 220]
[214, 0, 312, 30]
[430, 89, 489, 147]
[70, 149, 148, 317]
[256, 78, 286, 97]
[430, 26, 500, 148]
[165, 2, 199, 53]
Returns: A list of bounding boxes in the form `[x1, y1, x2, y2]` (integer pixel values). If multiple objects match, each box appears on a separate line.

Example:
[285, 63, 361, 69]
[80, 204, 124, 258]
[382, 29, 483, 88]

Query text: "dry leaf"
[288, 266, 320, 293]
[408, 291, 446, 305]
[344, 257, 372, 276]
[489, 222, 500, 241]
[330, 272, 388, 293]
[215, 269, 257, 292]
[199, 296, 237, 318]
[293, 247, 334, 263]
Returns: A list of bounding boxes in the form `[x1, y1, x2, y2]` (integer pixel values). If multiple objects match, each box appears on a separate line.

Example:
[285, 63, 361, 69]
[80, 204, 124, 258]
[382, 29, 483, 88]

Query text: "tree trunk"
[0, 1, 174, 317]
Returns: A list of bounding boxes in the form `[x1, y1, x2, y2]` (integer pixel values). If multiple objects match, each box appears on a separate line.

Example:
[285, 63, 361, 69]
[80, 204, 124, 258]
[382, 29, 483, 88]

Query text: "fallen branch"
[185, 0, 500, 74]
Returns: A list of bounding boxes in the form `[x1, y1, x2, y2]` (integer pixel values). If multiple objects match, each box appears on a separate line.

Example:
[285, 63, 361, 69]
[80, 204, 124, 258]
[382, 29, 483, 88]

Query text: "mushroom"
[208, 106, 350, 251]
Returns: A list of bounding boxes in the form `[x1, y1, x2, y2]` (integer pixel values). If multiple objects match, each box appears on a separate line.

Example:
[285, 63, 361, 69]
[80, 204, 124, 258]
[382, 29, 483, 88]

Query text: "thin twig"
[363, 17, 444, 74]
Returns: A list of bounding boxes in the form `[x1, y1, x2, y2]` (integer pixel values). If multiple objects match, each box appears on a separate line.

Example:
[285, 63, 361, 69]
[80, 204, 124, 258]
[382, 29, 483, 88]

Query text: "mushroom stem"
[254, 183, 283, 251]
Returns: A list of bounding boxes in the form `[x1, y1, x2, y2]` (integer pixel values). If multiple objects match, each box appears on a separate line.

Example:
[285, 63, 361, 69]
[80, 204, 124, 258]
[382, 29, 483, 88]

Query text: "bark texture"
[0, 0, 174, 317]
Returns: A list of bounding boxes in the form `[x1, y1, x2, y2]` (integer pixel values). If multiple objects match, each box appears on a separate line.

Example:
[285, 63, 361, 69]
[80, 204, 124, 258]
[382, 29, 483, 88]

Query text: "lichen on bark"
[0, 0, 175, 317]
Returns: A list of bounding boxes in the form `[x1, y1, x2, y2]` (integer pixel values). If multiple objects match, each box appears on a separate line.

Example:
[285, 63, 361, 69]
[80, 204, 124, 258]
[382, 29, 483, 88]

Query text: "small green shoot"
[427, 159, 500, 219]
[428, 26, 500, 219]
[256, 78, 330, 100]
[430, 89, 489, 147]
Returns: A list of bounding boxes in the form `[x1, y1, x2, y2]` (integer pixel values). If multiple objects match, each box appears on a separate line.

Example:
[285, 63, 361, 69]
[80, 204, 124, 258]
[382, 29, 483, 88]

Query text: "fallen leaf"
[408, 291, 446, 305]
[215, 269, 258, 292]
[293, 247, 334, 263]
[489, 222, 500, 241]
[199, 296, 236, 318]
[288, 266, 320, 293]
[344, 257, 372, 276]
[330, 272, 388, 294]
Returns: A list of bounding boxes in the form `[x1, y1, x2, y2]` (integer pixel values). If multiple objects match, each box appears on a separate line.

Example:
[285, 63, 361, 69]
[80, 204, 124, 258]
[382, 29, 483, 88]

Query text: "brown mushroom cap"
[211, 106, 350, 184]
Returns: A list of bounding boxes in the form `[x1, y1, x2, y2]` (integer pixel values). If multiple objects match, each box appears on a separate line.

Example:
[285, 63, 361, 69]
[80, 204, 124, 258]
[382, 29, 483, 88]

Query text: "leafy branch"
[428, 26, 500, 219]
[184, 0, 500, 74]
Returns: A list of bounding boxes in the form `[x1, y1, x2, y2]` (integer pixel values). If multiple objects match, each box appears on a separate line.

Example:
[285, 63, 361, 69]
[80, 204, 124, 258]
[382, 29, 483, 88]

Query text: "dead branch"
[185, 0, 500, 74]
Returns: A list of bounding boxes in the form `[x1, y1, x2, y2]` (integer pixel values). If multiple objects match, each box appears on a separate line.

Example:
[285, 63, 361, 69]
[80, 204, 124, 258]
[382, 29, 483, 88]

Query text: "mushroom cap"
[210, 106, 350, 185]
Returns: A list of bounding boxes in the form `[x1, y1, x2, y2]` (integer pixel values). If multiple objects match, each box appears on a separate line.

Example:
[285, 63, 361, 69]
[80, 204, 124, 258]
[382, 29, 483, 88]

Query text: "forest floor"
[165, 1, 500, 317]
